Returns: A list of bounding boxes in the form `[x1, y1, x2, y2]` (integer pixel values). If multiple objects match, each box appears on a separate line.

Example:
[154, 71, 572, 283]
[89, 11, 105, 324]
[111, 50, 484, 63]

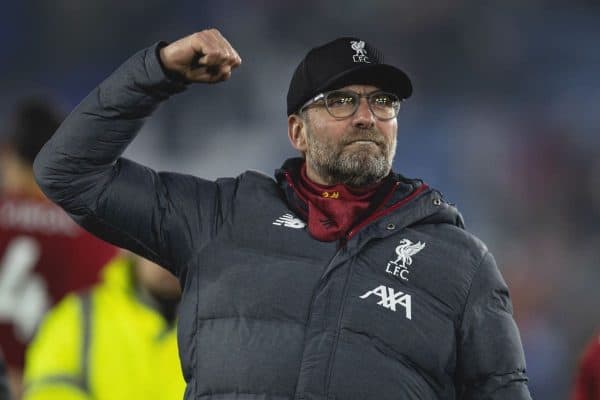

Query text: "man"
[0, 99, 117, 398]
[571, 331, 600, 400]
[33, 29, 532, 399]
[22, 253, 184, 400]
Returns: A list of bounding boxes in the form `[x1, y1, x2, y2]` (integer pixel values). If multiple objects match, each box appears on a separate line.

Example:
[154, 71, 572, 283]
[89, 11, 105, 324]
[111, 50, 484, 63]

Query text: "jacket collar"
[275, 157, 464, 243]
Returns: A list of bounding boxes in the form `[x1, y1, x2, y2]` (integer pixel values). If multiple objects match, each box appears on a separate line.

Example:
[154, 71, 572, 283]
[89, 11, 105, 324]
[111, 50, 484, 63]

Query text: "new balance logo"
[359, 285, 412, 320]
[272, 213, 306, 229]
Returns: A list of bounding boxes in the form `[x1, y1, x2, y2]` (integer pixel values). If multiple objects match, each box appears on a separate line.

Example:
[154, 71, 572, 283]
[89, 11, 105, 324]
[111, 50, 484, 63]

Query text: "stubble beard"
[305, 127, 397, 188]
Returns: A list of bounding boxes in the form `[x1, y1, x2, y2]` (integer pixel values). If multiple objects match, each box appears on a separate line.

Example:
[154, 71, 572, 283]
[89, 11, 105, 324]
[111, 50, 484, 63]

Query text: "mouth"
[346, 139, 382, 146]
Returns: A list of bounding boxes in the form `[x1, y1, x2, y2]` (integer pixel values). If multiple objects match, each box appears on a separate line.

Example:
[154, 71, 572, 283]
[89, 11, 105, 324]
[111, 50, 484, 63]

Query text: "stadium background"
[1, 1, 599, 398]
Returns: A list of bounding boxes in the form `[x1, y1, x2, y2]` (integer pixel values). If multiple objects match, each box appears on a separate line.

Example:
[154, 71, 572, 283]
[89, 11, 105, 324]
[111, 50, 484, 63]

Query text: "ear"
[287, 114, 308, 153]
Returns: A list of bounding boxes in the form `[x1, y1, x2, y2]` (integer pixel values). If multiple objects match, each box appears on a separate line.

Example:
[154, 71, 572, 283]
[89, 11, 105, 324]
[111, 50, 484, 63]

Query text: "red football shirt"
[572, 332, 600, 400]
[0, 193, 117, 370]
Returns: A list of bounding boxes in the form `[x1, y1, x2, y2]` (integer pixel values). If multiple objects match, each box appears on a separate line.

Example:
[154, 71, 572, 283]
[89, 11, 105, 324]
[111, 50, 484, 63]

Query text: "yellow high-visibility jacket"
[22, 258, 185, 400]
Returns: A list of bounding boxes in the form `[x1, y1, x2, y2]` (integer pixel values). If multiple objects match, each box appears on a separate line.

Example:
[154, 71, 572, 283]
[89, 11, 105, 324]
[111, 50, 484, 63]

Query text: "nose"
[351, 98, 376, 129]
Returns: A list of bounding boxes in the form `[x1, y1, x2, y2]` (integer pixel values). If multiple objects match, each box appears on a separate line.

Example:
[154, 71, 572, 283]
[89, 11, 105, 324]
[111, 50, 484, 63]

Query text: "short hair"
[8, 98, 63, 166]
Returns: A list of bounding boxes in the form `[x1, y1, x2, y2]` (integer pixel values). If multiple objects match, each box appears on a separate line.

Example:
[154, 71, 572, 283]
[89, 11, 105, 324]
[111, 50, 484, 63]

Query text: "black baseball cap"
[287, 37, 412, 115]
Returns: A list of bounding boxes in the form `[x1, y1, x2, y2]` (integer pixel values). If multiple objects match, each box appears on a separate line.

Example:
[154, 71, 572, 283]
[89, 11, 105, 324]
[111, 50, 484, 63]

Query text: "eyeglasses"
[299, 89, 402, 120]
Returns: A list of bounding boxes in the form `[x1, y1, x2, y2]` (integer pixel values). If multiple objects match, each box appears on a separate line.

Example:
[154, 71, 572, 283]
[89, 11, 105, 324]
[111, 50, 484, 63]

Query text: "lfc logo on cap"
[350, 40, 370, 63]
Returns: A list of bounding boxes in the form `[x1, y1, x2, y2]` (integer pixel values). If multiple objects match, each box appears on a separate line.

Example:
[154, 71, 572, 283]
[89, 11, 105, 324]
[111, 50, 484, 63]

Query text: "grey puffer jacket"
[33, 43, 532, 399]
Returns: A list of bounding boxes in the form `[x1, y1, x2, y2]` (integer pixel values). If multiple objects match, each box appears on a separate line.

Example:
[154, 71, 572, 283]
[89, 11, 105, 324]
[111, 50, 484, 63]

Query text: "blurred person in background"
[33, 29, 531, 399]
[0, 350, 11, 400]
[570, 330, 600, 400]
[22, 252, 184, 400]
[0, 99, 117, 398]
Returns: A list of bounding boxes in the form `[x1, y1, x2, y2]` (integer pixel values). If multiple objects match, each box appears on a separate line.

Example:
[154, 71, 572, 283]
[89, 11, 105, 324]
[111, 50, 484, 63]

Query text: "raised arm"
[33, 29, 242, 275]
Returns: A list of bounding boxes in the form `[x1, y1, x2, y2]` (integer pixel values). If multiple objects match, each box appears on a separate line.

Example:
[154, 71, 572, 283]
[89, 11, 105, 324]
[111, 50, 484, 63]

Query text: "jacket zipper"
[324, 184, 429, 395]
[284, 171, 431, 396]
[294, 244, 345, 399]
[324, 246, 354, 396]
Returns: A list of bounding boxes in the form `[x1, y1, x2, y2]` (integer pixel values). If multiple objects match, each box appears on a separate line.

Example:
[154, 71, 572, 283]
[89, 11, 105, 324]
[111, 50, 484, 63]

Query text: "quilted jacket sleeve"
[33, 43, 234, 277]
[456, 252, 532, 399]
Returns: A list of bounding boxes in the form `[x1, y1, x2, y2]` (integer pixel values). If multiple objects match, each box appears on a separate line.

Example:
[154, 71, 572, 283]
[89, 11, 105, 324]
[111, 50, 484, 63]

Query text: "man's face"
[297, 84, 398, 188]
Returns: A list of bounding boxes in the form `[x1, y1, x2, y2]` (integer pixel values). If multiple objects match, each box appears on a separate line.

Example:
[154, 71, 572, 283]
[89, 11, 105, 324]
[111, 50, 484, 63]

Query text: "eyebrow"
[337, 88, 384, 95]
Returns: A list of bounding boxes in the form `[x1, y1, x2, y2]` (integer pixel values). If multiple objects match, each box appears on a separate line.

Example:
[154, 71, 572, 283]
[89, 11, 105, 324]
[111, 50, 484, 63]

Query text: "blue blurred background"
[1, 1, 599, 398]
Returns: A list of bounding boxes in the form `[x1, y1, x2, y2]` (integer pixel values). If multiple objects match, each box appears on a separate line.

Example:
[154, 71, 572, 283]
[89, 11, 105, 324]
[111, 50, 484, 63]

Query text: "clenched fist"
[159, 28, 242, 83]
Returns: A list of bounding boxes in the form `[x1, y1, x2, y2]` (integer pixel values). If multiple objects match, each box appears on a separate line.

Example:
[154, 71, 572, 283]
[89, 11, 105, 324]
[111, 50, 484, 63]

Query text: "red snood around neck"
[294, 164, 382, 241]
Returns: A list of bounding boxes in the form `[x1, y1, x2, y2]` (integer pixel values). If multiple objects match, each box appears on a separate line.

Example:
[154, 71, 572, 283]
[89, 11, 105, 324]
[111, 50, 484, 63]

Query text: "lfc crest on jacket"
[385, 238, 426, 281]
